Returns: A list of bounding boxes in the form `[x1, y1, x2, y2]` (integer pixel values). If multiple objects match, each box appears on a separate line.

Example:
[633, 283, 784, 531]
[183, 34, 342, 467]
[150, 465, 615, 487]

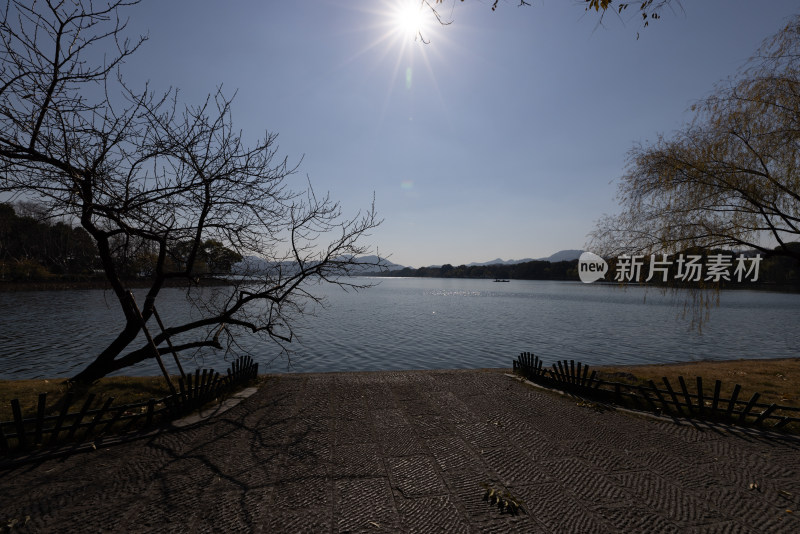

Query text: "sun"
[391, 0, 429, 42]
[341, 0, 455, 114]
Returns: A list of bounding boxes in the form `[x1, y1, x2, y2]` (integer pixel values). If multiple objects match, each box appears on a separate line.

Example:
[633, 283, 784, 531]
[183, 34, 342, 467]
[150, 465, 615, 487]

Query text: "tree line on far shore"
[0, 202, 242, 282]
[0, 202, 97, 281]
[371, 246, 800, 288]
[381, 261, 579, 281]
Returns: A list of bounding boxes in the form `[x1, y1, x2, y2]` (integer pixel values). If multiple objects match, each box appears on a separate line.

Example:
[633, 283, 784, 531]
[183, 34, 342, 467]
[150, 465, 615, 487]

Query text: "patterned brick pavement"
[2, 369, 799, 533]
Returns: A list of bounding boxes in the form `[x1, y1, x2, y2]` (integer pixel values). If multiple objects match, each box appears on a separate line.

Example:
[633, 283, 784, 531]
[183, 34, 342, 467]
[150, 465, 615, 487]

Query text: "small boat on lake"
[493, 279, 510, 282]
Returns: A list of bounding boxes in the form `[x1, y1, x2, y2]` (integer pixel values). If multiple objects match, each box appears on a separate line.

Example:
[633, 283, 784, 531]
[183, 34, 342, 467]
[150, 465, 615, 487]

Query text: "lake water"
[0, 278, 798, 379]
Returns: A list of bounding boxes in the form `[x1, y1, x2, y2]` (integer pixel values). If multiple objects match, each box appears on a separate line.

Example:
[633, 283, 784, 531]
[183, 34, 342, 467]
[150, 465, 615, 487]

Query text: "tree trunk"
[69, 321, 142, 385]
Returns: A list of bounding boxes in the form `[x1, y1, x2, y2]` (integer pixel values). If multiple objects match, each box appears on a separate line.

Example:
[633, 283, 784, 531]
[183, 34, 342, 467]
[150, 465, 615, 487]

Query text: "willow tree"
[592, 15, 800, 263]
[0, 0, 381, 385]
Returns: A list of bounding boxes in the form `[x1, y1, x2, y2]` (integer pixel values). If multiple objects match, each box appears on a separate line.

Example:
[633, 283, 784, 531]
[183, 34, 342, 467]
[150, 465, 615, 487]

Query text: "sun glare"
[342, 0, 454, 120]
[393, 0, 429, 42]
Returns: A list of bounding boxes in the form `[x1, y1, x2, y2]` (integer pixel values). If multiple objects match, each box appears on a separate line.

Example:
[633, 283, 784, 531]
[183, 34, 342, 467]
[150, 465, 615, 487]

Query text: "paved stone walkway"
[1, 369, 799, 533]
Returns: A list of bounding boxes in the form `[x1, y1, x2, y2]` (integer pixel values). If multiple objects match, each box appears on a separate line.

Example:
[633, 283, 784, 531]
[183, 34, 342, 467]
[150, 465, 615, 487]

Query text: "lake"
[0, 278, 798, 379]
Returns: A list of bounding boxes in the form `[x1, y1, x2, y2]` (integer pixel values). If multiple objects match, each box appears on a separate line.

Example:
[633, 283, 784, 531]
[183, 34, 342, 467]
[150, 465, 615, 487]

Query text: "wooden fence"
[0, 355, 258, 458]
[513, 352, 800, 431]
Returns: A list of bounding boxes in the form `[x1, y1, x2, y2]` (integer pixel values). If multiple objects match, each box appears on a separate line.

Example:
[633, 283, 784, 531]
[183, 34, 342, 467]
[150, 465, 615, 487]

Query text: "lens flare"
[392, 0, 428, 42]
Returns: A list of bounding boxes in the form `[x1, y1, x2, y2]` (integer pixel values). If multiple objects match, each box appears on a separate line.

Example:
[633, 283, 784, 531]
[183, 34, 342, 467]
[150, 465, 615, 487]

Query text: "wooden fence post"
[711, 380, 722, 415]
[48, 392, 75, 445]
[678, 376, 694, 415]
[67, 394, 96, 439]
[725, 385, 742, 421]
[11, 399, 26, 450]
[696, 377, 705, 416]
[34, 393, 47, 444]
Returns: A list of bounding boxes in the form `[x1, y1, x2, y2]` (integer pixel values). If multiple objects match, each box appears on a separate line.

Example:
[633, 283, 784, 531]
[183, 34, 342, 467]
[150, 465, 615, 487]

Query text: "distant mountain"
[536, 249, 584, 262]
[233, 251, 583, 276]
[349, 255, 406, 273]
[226, 248, 788, 278]
[232, 255, 406, 276]
[466, 257, 536, 267]
[463, 251, 582, 266]
[231, 255, 275, 275]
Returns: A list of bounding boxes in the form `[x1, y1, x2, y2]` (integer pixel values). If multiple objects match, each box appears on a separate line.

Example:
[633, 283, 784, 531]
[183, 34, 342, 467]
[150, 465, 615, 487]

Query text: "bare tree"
[591, 15, 800, 263]
[0, 0, 382, 385]
[583, 0, 677, 33]
[423, 0, 677, 39]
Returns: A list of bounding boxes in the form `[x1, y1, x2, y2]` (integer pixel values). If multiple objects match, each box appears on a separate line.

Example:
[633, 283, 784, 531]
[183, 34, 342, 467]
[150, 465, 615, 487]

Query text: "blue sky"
[121, 1, 799, 268]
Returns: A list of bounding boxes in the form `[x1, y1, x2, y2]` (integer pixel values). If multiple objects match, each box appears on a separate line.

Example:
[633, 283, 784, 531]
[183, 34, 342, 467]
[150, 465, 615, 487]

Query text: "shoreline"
[2, 276, 800, 293]
[0, 277, 235, 292]
[371, 276, 800, 293]
[3, 356, 798, 419]
[3, 355, 798, 379]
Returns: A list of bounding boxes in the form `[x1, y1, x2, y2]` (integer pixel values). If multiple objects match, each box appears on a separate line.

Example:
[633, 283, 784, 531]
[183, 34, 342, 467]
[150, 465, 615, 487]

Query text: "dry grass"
[0, 374, 262, 455]
[0, 374, 266, 423]
[0, 375, 179, 422]
[595, 357, 800, 409]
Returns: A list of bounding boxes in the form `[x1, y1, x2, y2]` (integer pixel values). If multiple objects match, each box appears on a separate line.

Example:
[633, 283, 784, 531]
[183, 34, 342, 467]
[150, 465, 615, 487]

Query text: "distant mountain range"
[348, 255, 406, 273]
[460, 250, 584, 268]
[233, 250, 583, 275]
[537, 249, 584, 263]
[232, 254, 405, 275]
[464, 257, 534, 267]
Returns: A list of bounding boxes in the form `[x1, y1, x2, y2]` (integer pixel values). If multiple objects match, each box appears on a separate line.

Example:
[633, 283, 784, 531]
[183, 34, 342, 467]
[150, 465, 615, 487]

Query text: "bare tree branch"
[0, 0, 384, 385]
